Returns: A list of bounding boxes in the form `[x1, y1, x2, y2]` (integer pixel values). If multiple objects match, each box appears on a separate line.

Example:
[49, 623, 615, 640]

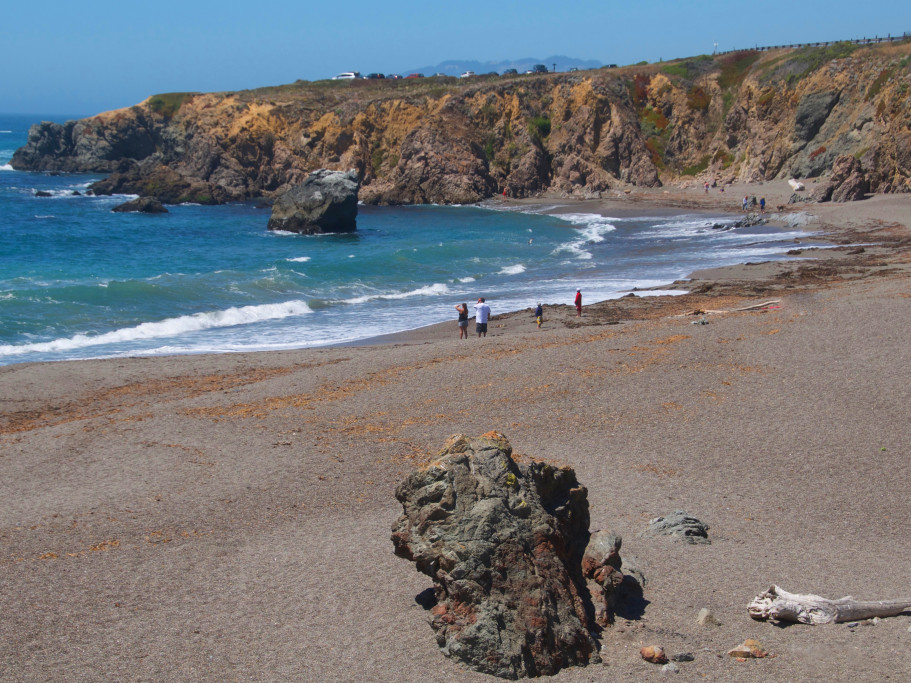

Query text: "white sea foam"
[498, 264, 526, 275]
[496, 203, 566, 215]
[551, 213, 617, 259]
[458, 276, 476, 283]
[0, 164, 13, 171]
[341, 282, 450, 305]
[286, 256, 311, 263]
[0, 300, 313, 358]
[627, 215, 728, 240]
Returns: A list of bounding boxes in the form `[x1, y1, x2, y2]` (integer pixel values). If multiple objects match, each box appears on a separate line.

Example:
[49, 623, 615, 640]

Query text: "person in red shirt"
[574, 289, 582, 317]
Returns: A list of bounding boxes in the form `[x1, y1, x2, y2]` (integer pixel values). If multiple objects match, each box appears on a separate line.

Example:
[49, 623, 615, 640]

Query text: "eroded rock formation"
[810, 154, 870, 202]
[392, 433, 622, 679]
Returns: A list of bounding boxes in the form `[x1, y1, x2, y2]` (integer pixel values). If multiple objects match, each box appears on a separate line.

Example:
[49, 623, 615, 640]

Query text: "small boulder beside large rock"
[646, 510, 710, 544]
[267, 169, 359, 234]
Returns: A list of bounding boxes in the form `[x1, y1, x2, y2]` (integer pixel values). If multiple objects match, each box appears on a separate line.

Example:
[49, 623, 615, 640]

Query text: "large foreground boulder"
[392, 433, 614, 679]
[266, 169, 359, 234]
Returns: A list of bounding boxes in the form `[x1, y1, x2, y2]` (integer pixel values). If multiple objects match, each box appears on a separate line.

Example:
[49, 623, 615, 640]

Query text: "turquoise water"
[1, 113, 822, 365]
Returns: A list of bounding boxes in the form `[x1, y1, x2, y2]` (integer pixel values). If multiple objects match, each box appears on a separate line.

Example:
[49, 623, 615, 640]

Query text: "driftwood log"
[748, 585, 911, 624]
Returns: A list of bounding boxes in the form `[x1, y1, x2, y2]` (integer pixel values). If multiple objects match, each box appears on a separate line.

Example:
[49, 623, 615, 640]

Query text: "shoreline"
[347, 178, 887, 349]
[3, 181, 911, 681]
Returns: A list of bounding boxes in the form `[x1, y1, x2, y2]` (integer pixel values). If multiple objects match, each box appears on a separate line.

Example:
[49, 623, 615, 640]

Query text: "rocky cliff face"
[12, 41, 911, 203]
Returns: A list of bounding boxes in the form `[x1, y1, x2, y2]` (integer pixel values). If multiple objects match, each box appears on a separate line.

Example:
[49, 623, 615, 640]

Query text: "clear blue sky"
[3, 0, 910, 116]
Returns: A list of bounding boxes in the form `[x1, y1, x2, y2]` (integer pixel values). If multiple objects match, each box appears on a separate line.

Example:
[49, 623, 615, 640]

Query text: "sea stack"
[267, 169, 359, 234]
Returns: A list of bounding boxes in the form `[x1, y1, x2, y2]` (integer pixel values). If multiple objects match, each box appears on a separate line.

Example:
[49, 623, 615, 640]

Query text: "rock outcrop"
[266, 169, 359, 234]
[392, 433, 610, 679]
[810, 154, 870, 202]
[11, 42, 911, 203]
[111, 197, 168, 213]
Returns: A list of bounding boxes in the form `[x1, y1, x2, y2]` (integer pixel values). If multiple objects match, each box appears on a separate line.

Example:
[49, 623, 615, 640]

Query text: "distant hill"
[400, 55, 602, 76]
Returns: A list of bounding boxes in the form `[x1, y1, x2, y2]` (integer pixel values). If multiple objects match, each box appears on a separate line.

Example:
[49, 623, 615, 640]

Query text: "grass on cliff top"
[758, 42, 861, 84]
[660, 55, 714, 81]
[717, 50, 762, 89]
[148, 93, 195, 118]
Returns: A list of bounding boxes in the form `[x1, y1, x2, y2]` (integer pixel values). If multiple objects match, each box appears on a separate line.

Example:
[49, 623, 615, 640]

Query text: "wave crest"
[341, 282, 450, 305]
[0, 300, 312, 357]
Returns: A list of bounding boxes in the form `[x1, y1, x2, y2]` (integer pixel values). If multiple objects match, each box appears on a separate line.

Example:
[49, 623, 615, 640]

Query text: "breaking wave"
[0, 300, 313, 358]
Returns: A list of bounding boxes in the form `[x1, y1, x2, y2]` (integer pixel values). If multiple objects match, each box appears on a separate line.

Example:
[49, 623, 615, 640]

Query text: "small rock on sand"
[641, 645, 668, 664]
[697, 608, 722, 626]
[727, 639, 768, 659]
[647, 510, 710, 544]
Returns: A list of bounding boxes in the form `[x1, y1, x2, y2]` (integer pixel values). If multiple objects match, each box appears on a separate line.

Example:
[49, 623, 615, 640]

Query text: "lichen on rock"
[392, 433, 619, 679]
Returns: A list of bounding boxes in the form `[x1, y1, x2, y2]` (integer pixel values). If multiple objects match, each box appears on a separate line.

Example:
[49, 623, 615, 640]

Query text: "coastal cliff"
[12, 41, 911, 204]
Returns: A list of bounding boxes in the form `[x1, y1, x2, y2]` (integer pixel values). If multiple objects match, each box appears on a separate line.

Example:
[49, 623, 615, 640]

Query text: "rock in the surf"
[266, 169, 359, 234]
[391, 433, 606, 679]
[112, 197, 169, 213]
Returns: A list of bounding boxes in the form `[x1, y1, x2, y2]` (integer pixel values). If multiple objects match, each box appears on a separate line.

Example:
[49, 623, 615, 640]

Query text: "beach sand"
[2, 180, 911, 681]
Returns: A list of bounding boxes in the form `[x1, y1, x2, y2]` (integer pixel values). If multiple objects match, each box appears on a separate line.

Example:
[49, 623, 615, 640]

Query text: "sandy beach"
[3, 180, 911, 681]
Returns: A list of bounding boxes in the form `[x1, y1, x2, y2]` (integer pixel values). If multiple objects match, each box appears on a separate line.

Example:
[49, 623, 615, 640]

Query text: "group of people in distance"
[454, 289, 582, 339]
[454, 298, 491, 338]
[742, 195, 766, 213]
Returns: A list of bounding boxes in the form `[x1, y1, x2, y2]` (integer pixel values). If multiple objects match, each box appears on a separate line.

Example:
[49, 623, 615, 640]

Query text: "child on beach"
[534, 303, 543, 328]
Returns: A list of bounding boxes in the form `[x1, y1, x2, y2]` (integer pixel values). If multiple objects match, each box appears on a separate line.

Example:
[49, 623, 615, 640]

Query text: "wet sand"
[2, 181, 911, 681]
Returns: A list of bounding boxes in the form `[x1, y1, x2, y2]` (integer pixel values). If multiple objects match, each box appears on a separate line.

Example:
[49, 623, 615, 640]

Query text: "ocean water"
[0, 113, 824, 366]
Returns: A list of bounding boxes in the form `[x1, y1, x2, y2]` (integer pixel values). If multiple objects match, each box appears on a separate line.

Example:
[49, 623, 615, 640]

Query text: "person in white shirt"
[474, 297, 491, 337]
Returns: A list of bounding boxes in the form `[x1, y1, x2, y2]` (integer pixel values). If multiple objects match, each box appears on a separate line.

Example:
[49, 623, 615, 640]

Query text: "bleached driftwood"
[733, 299, 780, 312]
[748, 585, 911, 625]
[677, 300, 781, 317]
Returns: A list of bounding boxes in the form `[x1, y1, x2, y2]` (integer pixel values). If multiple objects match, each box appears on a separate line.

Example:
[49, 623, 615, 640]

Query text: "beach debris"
[392, 433, 617, 679]
[672, 652, 695, 662]
[788, 178, 805, 191]
[640, 645, 668, 664]
[727, 638, 768, 659]
[267, 168, 359, 234]
[748, 585, 911, 625]
[680, 299, 781, 317]
[691, 316, 709, 325]
[661, 661, 680, 674]
[696, 608, 722, 626]
[646, 510, 710, 544]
